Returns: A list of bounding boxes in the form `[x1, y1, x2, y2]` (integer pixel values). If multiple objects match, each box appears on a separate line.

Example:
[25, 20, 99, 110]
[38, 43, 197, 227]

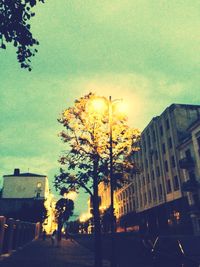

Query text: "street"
[74, 232, 153, 267]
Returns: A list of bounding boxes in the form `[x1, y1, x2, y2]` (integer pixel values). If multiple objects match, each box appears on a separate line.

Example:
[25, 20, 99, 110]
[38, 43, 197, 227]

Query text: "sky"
[0, 0, 199, 217]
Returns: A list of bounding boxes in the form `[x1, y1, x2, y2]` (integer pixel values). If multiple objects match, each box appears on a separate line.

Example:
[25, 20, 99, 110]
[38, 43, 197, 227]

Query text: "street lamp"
[89, 95, 126, 267]
[91, 95, 124, 267]
[108, 96, 119, 267]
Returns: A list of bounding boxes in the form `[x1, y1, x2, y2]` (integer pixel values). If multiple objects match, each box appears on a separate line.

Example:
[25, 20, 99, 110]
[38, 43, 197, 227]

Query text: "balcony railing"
[182, 179, 200, 192]
[179, 156, 195, 170]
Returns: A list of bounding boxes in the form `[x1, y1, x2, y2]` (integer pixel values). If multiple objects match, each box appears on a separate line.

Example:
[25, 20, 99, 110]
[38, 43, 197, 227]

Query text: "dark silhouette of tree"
[19, 201, 48, 223]
[3, 201, 48, 223]
[0, 0, 45, 70]
[55, 198, 74, 241]
[54, 92, 140, 267]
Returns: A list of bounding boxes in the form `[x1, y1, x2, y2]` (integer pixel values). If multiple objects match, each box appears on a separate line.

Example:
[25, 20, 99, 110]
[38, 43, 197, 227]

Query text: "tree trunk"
[93, 157, 102, 267]
[57, 220, 63, 243]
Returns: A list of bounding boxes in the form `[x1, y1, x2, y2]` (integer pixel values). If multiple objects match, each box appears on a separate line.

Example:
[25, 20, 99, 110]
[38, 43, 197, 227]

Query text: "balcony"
[182, 179, 200, 192]
[179, 156, 195, 170]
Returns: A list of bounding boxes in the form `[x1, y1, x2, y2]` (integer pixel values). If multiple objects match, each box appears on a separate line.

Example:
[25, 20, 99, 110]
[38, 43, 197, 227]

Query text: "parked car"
[151, 235, 200, 267]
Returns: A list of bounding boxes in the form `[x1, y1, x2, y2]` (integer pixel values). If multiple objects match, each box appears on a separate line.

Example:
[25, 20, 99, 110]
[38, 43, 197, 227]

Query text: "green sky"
[0, 0, 199, 216]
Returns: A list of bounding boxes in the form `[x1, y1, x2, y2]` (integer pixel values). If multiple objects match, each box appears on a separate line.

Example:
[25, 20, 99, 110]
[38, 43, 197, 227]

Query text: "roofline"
[3, 174, 46, 177]
[142, 103, 200, 133]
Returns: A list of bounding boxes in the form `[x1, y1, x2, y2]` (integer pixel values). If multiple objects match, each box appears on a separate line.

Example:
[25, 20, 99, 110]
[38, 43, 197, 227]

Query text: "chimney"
[14, 168, 20, 176]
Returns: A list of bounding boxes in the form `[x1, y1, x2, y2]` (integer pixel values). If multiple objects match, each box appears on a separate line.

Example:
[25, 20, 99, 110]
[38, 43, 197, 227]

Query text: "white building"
[0, 168, 55, 233]
[2, 168, 49, 199]
[115, 104, 200, 235]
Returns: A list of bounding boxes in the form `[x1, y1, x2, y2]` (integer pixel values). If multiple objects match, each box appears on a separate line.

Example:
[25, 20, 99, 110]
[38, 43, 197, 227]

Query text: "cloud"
[0, 1, 199, 216]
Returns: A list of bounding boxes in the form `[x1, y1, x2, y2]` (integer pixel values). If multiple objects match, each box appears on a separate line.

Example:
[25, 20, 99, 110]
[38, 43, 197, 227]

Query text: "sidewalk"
[0, 238, 110, 267]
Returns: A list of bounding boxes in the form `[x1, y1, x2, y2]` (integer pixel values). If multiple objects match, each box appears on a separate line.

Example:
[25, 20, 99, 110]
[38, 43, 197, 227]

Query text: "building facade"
[0, 168, 55, 233]
[178, 119, 200, 235]
[115, 104, 200, 235]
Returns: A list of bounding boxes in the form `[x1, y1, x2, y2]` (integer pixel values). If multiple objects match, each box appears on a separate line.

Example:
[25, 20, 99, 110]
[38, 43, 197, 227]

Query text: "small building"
[0, 168, 55, 233]
[2, 168, 49, 199]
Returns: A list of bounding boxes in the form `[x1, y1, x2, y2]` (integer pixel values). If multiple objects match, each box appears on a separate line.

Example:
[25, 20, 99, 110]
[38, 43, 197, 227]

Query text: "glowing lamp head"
[117, 102, 128, 114]
[87, 96, 107, 114]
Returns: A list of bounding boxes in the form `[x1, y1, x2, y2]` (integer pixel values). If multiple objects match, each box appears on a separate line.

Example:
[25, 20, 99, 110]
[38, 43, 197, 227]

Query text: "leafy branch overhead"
[0, 0, 44, 70]
[54, 93, 140, 196]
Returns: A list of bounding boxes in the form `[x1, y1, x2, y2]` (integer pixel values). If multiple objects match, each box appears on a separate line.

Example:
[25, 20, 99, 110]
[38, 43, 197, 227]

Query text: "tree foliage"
[0, 0, 44, 70]
[54, 92, 140, 267]
[54, 92, 140, 196]
[55, 198, 74, 226]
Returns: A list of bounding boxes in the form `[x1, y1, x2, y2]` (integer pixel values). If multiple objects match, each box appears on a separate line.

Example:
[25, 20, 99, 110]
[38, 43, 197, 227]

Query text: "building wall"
[114, 104, 200, 234]
[115, 182, 136, 219]
[2, 176, 48, 199]
[178, 120, 200, 235]
[1, 170, 55, 234]
[98, 181, 111, 213]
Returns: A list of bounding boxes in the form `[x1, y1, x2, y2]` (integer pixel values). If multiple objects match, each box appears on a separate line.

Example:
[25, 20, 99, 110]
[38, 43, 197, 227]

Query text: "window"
[185, 149, 191, 159]
[143, 140, 146, 152]
[145, 158, 148, 168]
[148, 190, 152, 202]
[156, 166, 160, 177]
[132, 185, 135, 193]
[150, 154, 153, 164]
[153, 187, 157, 201]
[144, 192, 147, 205]
[148, 134, 151, 147]
[173, 176, 179, 191]
[141, 163, 143, 171]
[155, 150, 158, 160]
[151, 170, 155, 180]
[165, 160, 169, 172]
[189, 171, 196, 181]
[127, 203, 129, 213]
[160, 125, 163, 136]
[166, 119, 170, 130]
[140, 193, 143, 207]
[171, 156, 176, 168]
[159, 184, 163, 198]
[147, 173, 150, 183]
[133, 198, 136, 210]
[167, 179, 172, 193]
[153, 130, 156, 142]
[162, 143, 166, 154]
[168, 137, 172, 149]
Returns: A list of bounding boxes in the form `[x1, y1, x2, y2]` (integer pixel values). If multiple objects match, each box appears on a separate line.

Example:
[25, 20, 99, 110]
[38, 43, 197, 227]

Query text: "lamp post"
[108, 95, 117, 267]
[90, 95, 125, 267]
[108, 95, 115, 232]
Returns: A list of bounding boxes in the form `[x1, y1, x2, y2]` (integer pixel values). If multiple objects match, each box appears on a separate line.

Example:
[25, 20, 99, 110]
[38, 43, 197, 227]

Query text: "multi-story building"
[115, 104, 200, 235]
[178, 119, 200, 235]
[0, 168, 55, 233]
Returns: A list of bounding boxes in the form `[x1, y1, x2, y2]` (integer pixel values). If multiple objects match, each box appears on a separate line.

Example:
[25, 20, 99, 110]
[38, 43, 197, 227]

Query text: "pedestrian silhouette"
[51, 230, 57, 246]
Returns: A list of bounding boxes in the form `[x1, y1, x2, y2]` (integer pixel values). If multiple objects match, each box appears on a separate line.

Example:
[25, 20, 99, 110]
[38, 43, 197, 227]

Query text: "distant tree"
[54, 92, 140, 267]
[55, 197, 74, 241]
[0, 0, 45, 70]
[66, 220, 79, 234]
